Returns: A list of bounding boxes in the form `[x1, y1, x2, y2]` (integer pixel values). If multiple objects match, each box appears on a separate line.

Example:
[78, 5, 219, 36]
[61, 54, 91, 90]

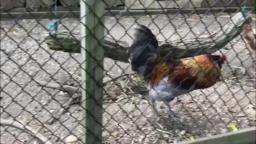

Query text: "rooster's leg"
[150, 100, 160, 116]
[164, 102, 191, 131]
[164, 102, 179, 120]
[150, 100, 167, 119]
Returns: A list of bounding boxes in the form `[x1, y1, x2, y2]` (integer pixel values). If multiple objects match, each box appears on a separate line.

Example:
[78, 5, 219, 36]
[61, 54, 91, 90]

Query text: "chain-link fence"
[1, 0, 255, 144]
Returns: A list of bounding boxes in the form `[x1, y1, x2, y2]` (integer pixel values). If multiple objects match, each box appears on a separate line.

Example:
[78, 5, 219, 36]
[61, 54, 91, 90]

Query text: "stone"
[65, 135, 78, 143]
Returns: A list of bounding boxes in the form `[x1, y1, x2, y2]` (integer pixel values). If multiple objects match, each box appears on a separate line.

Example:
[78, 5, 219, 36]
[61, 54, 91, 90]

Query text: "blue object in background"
[47, 19, 60, 34]
[241, 0, 249, 17]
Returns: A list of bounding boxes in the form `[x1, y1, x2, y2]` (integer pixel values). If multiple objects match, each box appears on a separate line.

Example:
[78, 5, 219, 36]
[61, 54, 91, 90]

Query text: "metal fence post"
[80, 0, 105, 144]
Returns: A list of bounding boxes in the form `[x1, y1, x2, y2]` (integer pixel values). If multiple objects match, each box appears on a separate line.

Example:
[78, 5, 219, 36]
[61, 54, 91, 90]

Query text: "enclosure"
[0, 0, 256, 144]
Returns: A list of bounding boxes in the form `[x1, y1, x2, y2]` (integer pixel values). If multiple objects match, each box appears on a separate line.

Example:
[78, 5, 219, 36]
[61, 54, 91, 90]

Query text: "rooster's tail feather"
[130, 24, 159, 79]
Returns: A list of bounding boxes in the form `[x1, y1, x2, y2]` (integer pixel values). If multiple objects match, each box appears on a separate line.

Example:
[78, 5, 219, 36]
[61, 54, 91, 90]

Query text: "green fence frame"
[80, 0, 105, 144]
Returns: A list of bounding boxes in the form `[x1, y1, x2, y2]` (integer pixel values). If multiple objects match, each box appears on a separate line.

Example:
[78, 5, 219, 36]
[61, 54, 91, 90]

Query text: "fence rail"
[1, 0, 255, 144]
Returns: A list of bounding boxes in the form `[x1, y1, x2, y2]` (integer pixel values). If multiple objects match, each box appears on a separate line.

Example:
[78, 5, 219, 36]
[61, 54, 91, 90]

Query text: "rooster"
[130, 24, 226, 119]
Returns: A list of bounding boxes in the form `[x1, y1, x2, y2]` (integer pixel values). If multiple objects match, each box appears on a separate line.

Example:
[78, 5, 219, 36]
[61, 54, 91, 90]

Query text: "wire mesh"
[0, 0, 255, 144]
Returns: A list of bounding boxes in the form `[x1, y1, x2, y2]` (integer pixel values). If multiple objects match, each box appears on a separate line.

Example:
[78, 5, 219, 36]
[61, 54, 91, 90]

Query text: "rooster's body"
[130, 24, 226, 118]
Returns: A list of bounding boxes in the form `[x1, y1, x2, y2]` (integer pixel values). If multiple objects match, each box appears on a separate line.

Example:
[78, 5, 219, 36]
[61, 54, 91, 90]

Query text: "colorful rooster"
[130, 24, 226, 118]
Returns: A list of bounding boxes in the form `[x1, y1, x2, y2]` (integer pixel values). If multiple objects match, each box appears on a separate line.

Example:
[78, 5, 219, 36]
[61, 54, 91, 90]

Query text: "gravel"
[1, 13, 255, 144]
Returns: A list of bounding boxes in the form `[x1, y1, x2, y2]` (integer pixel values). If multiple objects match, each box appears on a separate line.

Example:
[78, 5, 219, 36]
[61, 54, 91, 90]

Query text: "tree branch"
[36, 80, 79, 94]
[0, 118, 53, 144]
[45, 12, 251, 62]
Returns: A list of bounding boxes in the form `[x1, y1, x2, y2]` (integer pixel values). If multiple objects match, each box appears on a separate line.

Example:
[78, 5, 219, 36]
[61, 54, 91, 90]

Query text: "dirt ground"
[0, 13, 255, 144]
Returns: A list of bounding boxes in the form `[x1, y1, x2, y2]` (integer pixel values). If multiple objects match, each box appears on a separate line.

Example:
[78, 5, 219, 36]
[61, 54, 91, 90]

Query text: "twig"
[0, 118, 53, 144]
[156, 128, 173, 135]
[36, 74, 131, 92]
[103, 73, 131, 85]
[36, 81, 79, 94]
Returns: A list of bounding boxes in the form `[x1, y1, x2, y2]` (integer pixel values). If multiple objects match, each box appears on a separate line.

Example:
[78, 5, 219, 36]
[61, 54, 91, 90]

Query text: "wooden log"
[45, 34, 130, 62]
[46, 12, 251, 62]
